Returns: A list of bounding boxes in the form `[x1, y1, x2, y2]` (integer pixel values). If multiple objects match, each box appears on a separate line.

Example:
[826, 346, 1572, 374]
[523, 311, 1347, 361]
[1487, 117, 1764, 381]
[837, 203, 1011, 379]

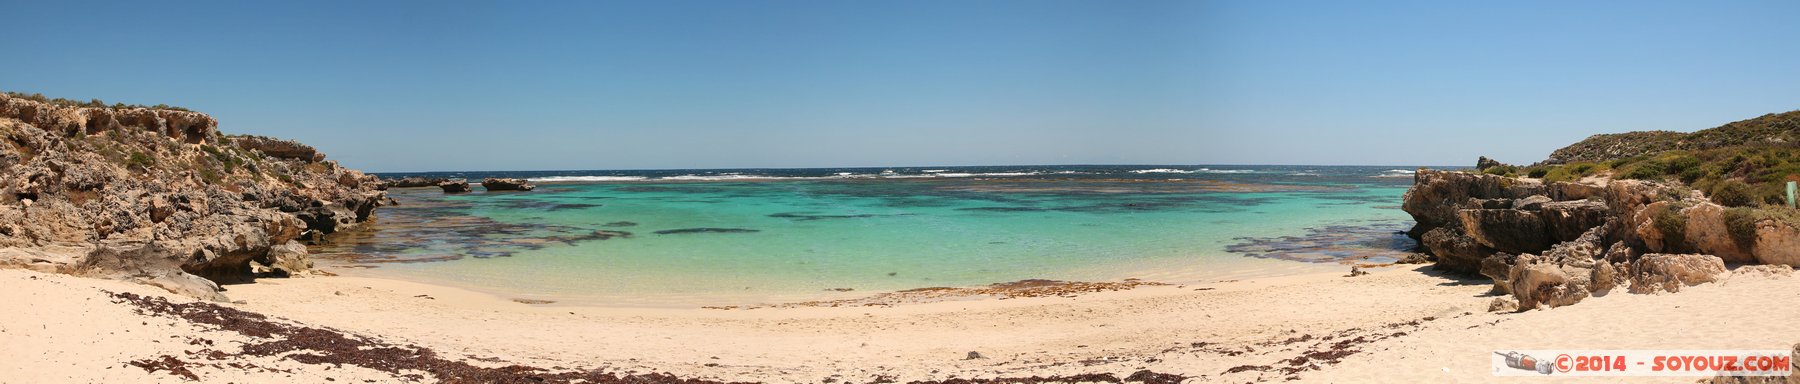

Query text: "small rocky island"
[0, 92, 387, 300]
[1403, 109, 1800, 310]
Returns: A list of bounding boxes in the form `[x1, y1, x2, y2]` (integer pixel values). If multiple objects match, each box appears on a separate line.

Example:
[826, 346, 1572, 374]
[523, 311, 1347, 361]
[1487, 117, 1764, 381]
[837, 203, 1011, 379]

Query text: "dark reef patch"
[767, 212, 910, 221]
[601, 221, 639, 227]
[311, 191, 633, 264]
[485, 199, 603, 211]
[654, 228, 761, 235]
[1225, 221, 1418, 265]
[957, 206, 1048, 212]
[614, 185, 727, 194]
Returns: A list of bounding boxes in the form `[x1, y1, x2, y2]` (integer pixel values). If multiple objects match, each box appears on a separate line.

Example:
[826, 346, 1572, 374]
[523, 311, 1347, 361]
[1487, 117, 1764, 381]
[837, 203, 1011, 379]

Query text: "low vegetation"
[4, 91, 191, 111]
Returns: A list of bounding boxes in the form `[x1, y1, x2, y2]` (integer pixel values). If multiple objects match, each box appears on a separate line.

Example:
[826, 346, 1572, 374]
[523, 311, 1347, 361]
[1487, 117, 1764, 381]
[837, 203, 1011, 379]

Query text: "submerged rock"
[653, 228, 761, 235]
[589, 230, 632, 240]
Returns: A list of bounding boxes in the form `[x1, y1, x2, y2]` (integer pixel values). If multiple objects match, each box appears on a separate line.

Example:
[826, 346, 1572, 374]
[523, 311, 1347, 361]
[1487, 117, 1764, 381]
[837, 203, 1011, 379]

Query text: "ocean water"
[314, 165, 1427, 307]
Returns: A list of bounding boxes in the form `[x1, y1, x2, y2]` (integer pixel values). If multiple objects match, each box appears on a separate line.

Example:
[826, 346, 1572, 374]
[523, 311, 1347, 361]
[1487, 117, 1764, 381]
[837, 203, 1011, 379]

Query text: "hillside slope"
[1543, 110, 1800, 164]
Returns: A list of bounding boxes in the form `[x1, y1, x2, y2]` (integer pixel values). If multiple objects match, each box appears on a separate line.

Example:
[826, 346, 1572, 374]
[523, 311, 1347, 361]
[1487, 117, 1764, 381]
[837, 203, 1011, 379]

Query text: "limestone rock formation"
[380, 176, 450, 189]
[233, 135, 324, 162]
[439, 179, 471, 193]
[0, 92, 385, 300]
[1406, 167, 1800, 309]
[1402, 170, 1617, 273]
[1753, 219, 1800, 266]
[481, 178, 536, 191]
[1627, 254, 1726, 294]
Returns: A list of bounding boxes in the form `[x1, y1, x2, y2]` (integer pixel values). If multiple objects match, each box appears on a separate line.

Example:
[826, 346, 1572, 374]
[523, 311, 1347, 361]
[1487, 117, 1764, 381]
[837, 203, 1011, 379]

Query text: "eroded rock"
[439, 180, 471, 193]
[1628, 254, 1726, 294]
[481, 178, 536, 191]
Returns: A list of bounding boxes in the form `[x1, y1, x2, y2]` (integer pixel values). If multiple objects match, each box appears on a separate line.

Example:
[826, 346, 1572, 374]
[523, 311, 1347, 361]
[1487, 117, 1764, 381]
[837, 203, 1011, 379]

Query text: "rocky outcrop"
[0, 96, 219, 144]
[1401, 170, 1547, 241]
[1476, 156, 1503, 171]
[1406, 165, 1800, 310]
[439, 180, 471, 193]
[481, 178, 535, 191]
[232, 135, 324, 162]
[1402, 169, 1618, 273]
[0, 92, 384, 301]
[379, 176, 449, 189]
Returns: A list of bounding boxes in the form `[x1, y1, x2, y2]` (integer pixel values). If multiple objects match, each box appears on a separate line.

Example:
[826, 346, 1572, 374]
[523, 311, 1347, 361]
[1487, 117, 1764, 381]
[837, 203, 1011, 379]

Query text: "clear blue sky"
[4, 1, 1798, 172]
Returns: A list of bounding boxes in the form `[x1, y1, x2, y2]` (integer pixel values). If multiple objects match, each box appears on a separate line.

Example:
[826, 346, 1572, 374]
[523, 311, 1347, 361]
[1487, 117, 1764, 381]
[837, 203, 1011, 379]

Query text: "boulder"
[439, 180, 471, 193]
[1753, 219, 1800, 266]
[1628, 254, 1726, 294]
[255, 240, 312, 277]
[1501, 252, 1617, 310]
[481, 178, 536, 191]
[1508, 258, 1588, 309]
[1681, 203, 1755, 263]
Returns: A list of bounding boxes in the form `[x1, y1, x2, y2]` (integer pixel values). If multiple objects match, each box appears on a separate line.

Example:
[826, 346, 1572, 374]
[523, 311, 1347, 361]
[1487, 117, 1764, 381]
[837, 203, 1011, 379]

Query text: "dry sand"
[3, 264, 1796, 383]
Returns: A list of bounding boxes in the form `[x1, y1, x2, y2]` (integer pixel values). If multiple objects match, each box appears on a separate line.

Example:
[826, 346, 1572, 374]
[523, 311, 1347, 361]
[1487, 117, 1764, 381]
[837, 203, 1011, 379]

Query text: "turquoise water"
[318, 165, 1421, 306]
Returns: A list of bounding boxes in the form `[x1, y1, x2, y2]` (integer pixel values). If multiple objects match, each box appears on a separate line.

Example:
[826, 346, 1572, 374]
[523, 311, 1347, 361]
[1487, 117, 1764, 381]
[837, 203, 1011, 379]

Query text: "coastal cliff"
[0, 92, 385, 300]
[1404, 110, 1800, 310]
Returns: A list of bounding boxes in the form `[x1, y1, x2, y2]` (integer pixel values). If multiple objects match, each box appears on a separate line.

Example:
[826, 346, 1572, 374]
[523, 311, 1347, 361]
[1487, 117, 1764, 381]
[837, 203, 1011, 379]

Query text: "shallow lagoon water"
[318, 165, 1426, 306]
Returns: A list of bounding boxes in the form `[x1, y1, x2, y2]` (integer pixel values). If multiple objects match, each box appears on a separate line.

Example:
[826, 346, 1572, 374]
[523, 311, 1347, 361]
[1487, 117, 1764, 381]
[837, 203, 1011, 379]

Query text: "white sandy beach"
[4, 264, 1795, 383]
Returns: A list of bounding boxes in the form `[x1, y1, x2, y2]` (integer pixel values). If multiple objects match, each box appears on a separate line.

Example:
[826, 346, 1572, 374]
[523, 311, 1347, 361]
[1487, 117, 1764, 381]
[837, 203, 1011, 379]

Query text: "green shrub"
[1542, 166, 1577, 182]
[1723, 207, 1762, 250]
[1568, 162, 1606, 176]
[1651, 204, 1687, 246]
[1526, 167, 1550, 178]
[1708, 180, 1755, 207]
[125, 151, 154, 170]
[1663, 153, 1701, 175]
[1620, 162, 1665, 180]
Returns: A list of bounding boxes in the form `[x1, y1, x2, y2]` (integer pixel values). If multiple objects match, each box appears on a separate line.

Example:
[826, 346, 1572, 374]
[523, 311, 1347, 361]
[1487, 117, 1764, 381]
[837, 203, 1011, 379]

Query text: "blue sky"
[3, 0, 1798, 172]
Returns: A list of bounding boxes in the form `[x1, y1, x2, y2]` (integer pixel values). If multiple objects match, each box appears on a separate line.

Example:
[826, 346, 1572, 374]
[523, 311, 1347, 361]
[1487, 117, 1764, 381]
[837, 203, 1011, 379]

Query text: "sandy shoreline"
[4, 264, 1797, 383]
